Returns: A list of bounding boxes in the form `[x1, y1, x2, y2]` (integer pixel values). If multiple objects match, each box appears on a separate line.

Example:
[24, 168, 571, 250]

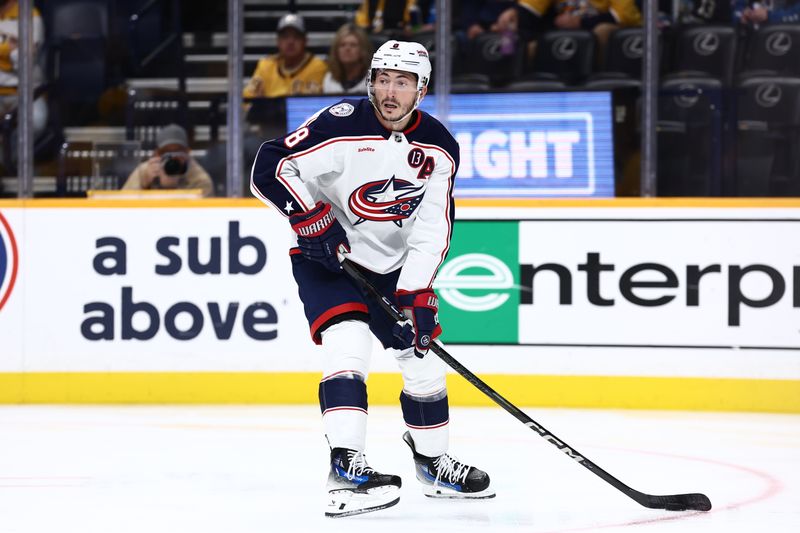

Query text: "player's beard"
[376, 95, 415, 129]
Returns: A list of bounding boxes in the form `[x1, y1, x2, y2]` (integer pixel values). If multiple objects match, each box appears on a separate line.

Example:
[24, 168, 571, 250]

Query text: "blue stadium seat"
[50, 1, 108, 39]
[530, 30, 596, 85]
[450, 73, 492, 93]
[669, 25, 737, 86]
[657, 76, 725, 195]
[465, 32, 526, 87]
[735, 76, 800, 196]
[603, 27, 646, 79]
[740, 24, 800, 79]
[45, 1, 110, 125]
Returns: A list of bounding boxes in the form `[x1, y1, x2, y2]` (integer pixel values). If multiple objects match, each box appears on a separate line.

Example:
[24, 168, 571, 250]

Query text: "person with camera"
[122, 124, 214, 197]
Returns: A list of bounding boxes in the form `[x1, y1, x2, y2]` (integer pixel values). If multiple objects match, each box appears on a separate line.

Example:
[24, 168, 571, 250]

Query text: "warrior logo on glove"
[290, 201, 351, 272]
[392, 288, 442, 358]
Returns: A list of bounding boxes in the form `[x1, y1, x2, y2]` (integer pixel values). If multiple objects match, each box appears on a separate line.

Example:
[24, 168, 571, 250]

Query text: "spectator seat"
[735, 76, 800, 196]
[530, 30, 596, 85]
[740, 24, 800, 79]
[465, 32, 525, 87]
[669, 25, 737, 86]
[657, 76, 725, 195]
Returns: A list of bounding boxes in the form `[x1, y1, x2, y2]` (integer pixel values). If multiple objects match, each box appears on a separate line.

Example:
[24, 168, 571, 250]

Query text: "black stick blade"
[641, 492, 712, 512]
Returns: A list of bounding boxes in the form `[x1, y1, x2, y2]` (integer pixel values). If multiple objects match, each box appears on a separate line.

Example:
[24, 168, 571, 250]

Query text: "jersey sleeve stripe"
[273, 135, 386, 213]
[274, 159, 313, 212]
[410, 141, 456, 287]
[249, 140, 287, 212]
[250, 140, 312, 215]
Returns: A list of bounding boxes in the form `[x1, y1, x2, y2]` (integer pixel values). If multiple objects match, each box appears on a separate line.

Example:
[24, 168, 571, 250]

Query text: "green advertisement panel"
[436, 221, 519, 344]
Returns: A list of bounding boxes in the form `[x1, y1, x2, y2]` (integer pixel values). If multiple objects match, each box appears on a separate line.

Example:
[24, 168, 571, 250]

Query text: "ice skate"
[402, 431, 495, 499]
[325, 447, 402, 518]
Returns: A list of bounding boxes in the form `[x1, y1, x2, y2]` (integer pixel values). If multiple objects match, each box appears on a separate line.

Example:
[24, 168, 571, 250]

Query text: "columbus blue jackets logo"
[348, 176, 424, 227]
[0, 210, 19, 313]
[329, 102, 354, 117]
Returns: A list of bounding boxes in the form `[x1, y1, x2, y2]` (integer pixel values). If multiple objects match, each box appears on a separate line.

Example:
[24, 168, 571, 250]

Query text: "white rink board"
[0, 203, 798, 379]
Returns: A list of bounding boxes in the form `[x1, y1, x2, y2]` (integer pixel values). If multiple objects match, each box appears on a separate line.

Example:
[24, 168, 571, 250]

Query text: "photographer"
[122, 124, 214, 197]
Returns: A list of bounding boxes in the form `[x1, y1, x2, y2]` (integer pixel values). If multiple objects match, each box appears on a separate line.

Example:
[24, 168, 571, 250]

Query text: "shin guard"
[399, 390, 449, 457]
[320, 376, 368, 452]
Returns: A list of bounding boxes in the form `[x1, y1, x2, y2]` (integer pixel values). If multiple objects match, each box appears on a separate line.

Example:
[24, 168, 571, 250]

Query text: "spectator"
[323, 24, 373, 94]
[355, 0, 419, 34]
[523, 1, 642, 65]
[670, 0, 732, 24]
[733, 0, 800, 26]
[455, 2, 534, 69]
[243, 14, 327, 98]
[460, 1, 528, 40]
[122, 124, 214, 197]
[0, 0, 47, 169]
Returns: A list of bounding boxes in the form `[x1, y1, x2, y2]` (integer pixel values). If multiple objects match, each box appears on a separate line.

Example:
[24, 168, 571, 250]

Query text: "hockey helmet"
[367, 40, 431, 109]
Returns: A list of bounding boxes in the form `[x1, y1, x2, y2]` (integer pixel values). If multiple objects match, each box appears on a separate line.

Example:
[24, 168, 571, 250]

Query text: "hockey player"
[250, 40, 494, 517]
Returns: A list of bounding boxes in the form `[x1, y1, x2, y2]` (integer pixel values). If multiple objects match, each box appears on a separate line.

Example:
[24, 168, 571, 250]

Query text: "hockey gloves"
[290, 201, 351, 273]
[393, 289, 442, 358]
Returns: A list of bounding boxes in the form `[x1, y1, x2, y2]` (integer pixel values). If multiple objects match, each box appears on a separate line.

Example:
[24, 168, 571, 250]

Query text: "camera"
[161, 153, 188, 176]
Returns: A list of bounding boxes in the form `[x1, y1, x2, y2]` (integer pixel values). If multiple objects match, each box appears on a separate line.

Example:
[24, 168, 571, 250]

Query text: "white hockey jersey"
[250, 98, 459, 291]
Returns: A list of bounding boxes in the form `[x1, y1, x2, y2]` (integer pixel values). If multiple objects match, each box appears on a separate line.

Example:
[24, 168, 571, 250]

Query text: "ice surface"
[0, 405, 797, 533]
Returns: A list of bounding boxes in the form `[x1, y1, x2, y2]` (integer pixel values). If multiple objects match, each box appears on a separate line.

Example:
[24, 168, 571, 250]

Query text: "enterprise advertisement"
[437, 218, 800, 348]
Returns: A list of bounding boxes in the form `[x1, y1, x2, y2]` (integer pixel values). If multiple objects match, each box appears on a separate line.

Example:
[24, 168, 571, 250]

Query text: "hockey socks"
[325, 448, 402, 518]
[319, 375, 368, 451]
[320, 377, 401, 517]
[402, 431, 495, 499]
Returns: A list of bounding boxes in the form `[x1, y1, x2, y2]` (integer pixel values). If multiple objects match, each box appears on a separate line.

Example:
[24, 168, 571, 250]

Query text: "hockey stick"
[341, 258, 712, 512]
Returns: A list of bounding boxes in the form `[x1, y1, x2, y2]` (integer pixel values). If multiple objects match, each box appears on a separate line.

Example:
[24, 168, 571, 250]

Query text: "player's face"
[372, 70, 422, 125]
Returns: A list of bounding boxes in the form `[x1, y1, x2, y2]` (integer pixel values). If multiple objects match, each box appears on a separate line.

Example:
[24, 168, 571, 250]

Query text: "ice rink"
[0, 405, 798, 533]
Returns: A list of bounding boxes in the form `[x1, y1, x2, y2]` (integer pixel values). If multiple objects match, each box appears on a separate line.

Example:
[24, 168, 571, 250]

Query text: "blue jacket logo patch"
[348, 176, 424, 227]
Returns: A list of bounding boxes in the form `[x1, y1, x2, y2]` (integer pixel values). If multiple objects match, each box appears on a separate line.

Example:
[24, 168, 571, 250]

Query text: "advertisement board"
[436, 218, 800, 349]
[3, 203, 798, 361]
[0, 201, 798, 410]
[286, 92, 615, 198]
[0, 206, 320, 372]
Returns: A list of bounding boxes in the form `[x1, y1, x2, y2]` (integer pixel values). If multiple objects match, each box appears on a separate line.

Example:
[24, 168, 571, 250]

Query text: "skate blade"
[325, 486, 401, 518]
[423, 485, 496, 499]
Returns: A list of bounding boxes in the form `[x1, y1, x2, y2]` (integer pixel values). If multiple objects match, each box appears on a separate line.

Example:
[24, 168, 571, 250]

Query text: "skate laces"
[344, 450, 375, 480]
[432, 453, 470, 485]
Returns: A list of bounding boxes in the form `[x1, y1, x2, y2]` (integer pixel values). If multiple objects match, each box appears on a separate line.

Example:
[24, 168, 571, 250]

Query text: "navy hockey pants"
[290, 249, 401, 346]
